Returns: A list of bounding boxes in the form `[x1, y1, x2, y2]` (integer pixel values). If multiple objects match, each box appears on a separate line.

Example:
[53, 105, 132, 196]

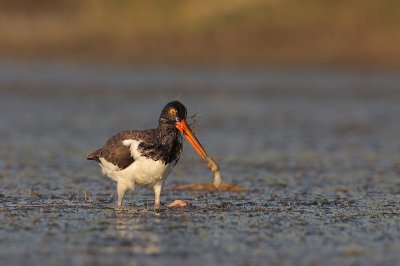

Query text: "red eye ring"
[169, 108, 178, 116]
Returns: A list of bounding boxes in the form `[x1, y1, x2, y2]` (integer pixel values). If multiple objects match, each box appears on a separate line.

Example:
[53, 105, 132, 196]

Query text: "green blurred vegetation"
[0, 0, 399, 67]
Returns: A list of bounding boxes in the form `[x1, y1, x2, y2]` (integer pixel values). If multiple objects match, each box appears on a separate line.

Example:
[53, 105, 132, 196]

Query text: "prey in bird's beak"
[163, 101, 221, 188]
[176, 118, 221, 188]
[175, 119, 207, 160]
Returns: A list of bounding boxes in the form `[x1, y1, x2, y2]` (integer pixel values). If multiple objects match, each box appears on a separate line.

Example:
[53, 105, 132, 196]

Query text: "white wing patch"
[122, 139, 142, 160]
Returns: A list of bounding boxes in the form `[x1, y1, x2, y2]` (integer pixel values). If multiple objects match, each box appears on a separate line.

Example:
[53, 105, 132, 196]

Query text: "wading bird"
[87, 101, 211, 208]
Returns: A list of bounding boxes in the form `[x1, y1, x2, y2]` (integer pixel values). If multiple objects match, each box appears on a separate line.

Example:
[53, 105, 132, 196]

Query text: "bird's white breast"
[99, 139, 174, 187]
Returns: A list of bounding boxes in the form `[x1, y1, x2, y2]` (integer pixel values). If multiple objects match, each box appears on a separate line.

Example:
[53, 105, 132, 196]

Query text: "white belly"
[99, 139, 176, 188]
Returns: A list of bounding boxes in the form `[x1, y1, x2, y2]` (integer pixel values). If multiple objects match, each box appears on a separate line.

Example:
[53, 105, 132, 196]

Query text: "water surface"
[0, 62, 399, 266]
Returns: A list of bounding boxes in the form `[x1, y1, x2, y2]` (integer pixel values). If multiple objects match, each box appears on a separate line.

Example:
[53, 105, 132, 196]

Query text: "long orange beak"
[175, 119, 208, 160]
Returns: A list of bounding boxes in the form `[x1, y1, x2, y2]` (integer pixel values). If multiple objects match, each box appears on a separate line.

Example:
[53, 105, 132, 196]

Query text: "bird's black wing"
[87, 130, 151, 170]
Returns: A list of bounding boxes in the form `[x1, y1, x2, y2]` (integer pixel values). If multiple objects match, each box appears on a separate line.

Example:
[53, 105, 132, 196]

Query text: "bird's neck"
[151, 122, 182, 164]
[157, 122, 179, 147]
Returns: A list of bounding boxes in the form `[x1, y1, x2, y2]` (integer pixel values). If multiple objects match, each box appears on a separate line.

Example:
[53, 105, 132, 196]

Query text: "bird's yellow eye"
[169, 108, 178, 116]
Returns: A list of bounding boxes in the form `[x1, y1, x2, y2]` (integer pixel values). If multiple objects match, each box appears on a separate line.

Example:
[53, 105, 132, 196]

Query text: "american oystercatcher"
[86, 101, 212, 208]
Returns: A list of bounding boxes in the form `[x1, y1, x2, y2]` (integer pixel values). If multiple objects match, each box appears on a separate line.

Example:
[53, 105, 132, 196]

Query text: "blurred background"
[0, 0, 399, 67]
[1, 1, 400, 266]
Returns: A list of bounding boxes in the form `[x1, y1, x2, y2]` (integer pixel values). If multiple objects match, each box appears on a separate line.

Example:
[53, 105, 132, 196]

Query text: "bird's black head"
[159, 101, 187, 124]
[159, 100, 209, 160]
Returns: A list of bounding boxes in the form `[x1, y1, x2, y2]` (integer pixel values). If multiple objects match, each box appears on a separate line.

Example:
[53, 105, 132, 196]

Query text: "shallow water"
[0, 62, 400, 266]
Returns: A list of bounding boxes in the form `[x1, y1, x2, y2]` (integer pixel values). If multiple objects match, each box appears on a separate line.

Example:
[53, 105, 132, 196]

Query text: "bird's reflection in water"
[115, 212, 162, 255]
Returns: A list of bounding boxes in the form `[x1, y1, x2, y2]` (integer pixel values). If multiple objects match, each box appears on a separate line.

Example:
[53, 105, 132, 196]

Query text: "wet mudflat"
[0, 62, 400, 265]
